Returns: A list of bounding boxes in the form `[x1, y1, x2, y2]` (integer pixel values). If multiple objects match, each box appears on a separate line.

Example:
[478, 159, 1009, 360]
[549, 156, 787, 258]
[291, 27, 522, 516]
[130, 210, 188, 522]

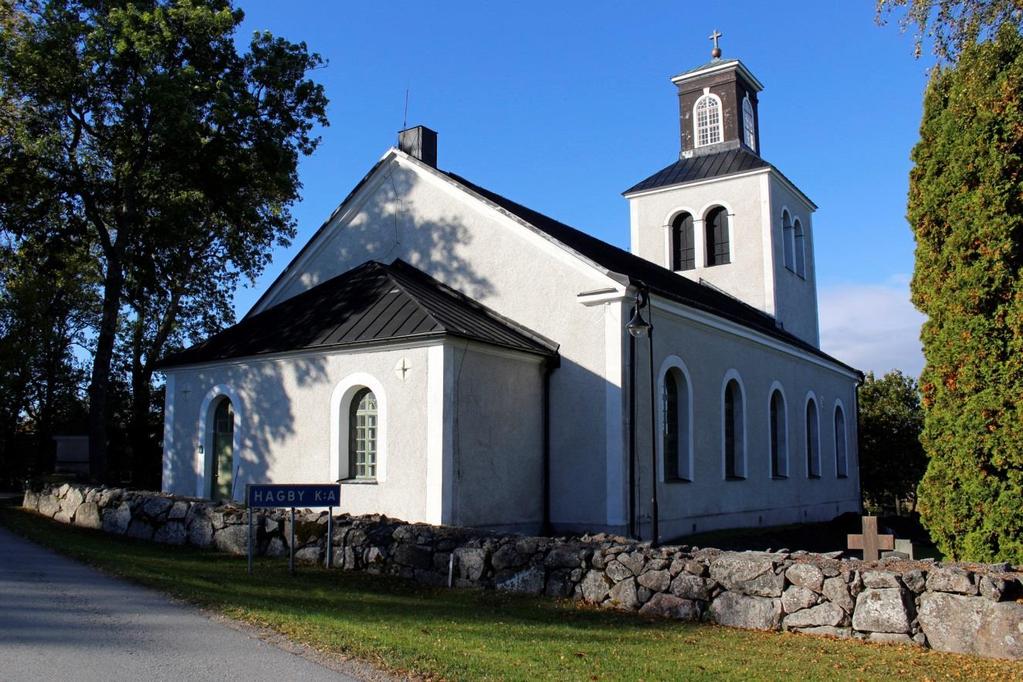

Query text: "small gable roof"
[158, 260, 558, 369]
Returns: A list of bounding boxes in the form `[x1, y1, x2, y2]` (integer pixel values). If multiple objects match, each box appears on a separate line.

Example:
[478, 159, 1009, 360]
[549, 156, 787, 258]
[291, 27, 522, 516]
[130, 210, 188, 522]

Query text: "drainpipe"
[541, 355, 559, 536]
[628, 305, 638, 539]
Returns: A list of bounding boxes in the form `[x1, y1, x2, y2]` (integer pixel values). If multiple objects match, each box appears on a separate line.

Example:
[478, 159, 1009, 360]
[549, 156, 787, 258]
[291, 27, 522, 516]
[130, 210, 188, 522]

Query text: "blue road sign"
[247, 483, 340, 508]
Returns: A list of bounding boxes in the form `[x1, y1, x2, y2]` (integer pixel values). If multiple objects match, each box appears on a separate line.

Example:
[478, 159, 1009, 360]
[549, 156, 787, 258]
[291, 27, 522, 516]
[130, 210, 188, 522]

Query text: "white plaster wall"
[628, 298, 860, 541]
[253, 154, 619, 529]
[162, 345, 435, 523]
[627, 172, 770, 314]
[449, 344, 546, 532]
[769, 177, 820, 345]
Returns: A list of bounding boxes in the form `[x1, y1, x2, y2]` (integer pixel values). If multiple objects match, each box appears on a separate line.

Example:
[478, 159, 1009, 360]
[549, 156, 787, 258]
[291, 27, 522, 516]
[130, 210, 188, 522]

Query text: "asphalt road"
[0, 525, 358, 681]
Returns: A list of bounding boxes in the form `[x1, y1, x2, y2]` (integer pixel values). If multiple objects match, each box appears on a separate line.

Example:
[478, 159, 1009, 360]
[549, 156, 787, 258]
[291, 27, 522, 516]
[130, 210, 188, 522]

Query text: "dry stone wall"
[22, 484, 1023, 660]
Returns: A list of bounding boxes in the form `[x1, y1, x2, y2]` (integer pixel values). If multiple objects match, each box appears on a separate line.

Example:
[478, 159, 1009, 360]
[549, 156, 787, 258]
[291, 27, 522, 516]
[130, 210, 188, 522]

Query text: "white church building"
[159, 50, 862, 541]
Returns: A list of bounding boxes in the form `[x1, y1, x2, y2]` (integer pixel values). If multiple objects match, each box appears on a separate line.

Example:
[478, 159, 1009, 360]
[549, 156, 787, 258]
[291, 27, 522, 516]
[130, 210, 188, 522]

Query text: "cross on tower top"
[709, 30, 723, 59]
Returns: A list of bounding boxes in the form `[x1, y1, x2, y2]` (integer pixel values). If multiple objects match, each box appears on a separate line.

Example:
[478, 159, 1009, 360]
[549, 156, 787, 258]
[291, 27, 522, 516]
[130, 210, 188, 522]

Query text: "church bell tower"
[623, 33, 821, 347]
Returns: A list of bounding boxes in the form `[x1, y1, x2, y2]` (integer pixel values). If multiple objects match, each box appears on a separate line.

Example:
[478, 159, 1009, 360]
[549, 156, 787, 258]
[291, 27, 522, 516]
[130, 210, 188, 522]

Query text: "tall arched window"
[211, 397, 234, 502]
[742, 95, 756, 151]
[706, 207, 730, 266]
[694, 93, 723, 147]
[670, 212, 696, 271]
[806, 397, 820, 478]
[662, 367, 691, 481]
[349, 388, 378, 480]
[770, 389, 788, 478]
[794, 219, 806, 278]
[782, 210, 795, 271]
[835, 404, 848, 478]
[724, 378, 745, 479]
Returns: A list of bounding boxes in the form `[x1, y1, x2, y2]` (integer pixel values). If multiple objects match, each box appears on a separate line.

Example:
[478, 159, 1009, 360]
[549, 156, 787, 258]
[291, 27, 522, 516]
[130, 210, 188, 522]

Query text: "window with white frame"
[835, 404, 848, 478]
[806, 397, 820, 478]
[724, 378, 745, 479]
[694, 93, 723, 147]
[671, 212, 696, 271]
[742, 95, 756, 151]
[770, 389, 788, 478]
[662, 367, 691, 481]
[794, 219, 806, 278]
[349, 388, 378, 479]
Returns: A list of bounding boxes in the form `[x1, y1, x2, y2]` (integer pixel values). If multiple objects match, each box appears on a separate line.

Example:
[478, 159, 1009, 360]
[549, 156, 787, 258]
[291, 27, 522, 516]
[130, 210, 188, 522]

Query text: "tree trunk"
[87, 258, 123, 482]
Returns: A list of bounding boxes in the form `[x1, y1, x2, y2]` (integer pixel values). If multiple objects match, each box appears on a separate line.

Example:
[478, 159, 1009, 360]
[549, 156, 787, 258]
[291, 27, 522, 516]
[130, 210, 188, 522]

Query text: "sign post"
[246, 483, 341, 575]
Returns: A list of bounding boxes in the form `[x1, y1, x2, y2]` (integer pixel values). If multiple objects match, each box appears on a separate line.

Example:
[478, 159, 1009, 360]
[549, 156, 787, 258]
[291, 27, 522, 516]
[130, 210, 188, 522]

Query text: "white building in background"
[159, 49, 862, 540]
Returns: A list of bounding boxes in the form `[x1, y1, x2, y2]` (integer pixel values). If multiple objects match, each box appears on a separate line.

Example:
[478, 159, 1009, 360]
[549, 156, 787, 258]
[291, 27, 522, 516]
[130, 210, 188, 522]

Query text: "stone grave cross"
[847, 515, 894, 562]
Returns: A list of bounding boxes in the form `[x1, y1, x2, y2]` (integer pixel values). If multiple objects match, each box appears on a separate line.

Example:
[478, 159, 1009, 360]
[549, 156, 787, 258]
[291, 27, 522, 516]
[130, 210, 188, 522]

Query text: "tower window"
[705, 207, 730, 266]
[742, 95, 756, 151]
[694, 93, 723, 147]
[671, 212, 695, 271]
[794, 219, 806, 278]
[782, 210, 795, 271]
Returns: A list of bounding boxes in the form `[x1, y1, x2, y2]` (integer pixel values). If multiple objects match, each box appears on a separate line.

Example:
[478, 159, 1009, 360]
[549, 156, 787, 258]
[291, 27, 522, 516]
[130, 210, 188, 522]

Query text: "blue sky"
[232, 1, 931, 375]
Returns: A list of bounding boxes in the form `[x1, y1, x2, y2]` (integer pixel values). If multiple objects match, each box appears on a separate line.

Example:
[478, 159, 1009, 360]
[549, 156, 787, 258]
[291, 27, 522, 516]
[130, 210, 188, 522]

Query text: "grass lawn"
[2, 508, 1019, 681]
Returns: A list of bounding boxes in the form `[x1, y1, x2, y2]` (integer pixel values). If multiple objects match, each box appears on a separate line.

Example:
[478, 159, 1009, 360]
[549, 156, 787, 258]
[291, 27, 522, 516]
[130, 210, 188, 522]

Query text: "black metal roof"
[623, 148, 769, 195]
[158, 260, 558, 369]
[444, 170, 858, 376]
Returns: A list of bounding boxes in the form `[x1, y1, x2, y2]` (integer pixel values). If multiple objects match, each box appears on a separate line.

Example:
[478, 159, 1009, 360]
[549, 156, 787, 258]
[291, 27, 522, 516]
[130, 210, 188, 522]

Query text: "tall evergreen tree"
[910, 26, 1023, 562]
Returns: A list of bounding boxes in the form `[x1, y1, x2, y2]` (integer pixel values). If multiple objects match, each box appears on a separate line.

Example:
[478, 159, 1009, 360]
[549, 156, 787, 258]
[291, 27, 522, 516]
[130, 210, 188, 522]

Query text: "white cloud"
[818, 276, 926, 377]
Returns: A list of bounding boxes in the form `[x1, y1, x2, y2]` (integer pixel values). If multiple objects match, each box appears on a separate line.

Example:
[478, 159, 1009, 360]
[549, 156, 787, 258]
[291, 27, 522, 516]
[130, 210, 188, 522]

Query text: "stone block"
[785, 563, 824, 593]
[978, 575, 1010, 602]
[37, 494, 60, 518]
[852, 588, 912, 634]
[781, 586, 817, 614]
[709, 592, 782, 631]
[496, 565, 545, 595]
[618, 551, 647, 576]
[608, 578, 640, 610]
[545, 545, 583, 569]
[639, 593, 701, 621]
[901, 569, 927, 594]
[168, 501, 189, 520]
[637, 569, 670, 593]
[783, 602, 846, 629]
[861, 571, 900, 589]
[154, 522, 187, 545]
[21, 490, 39, 511]
[491, 543, 528, 571]
[213, 524, 248, 555]
[188, 518, 214, 548]
[393, 544, 433, 570]
[711, 553, 784, 597]
[141, 496, 174, 520]
[267, 537, 287, 558]
[295, 546, 322, 563]
[580, 570, 612, 603]
[822, 576, 854, 613]
[454, 547, 487, 582]
[606, 559, 633, 582]
[101, 502, 132, 534]
[670, 573, 715, 601]
[74, 502, 102, 530]
[926, 567, 977, 595]
[793, 625, 852, 639]
[544, 570, 574, 598]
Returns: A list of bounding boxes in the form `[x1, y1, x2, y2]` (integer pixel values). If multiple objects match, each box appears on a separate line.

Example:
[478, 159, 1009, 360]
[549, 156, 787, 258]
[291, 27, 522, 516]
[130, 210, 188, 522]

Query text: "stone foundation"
[22, 484, 1023, 660]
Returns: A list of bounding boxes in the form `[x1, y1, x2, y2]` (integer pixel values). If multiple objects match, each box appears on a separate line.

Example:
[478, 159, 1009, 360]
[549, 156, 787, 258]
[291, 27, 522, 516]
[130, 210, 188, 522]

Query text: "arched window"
[349, 388, 378, 479]
[806, 397, 820, 478]
[694, 93, 723, 147]
[670, 212, 695, 271]
[835, 404, 848, 478]
[742, 95, 756, 151]
[211, 397, 234, 502]
[724, 378, 745, 479]
[782, 210, 795, 271]
[770, 389, 788, 478]
[705, 207, 730, 266]
[794, 219, 806, 278]
[662, 367, 691, 481]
